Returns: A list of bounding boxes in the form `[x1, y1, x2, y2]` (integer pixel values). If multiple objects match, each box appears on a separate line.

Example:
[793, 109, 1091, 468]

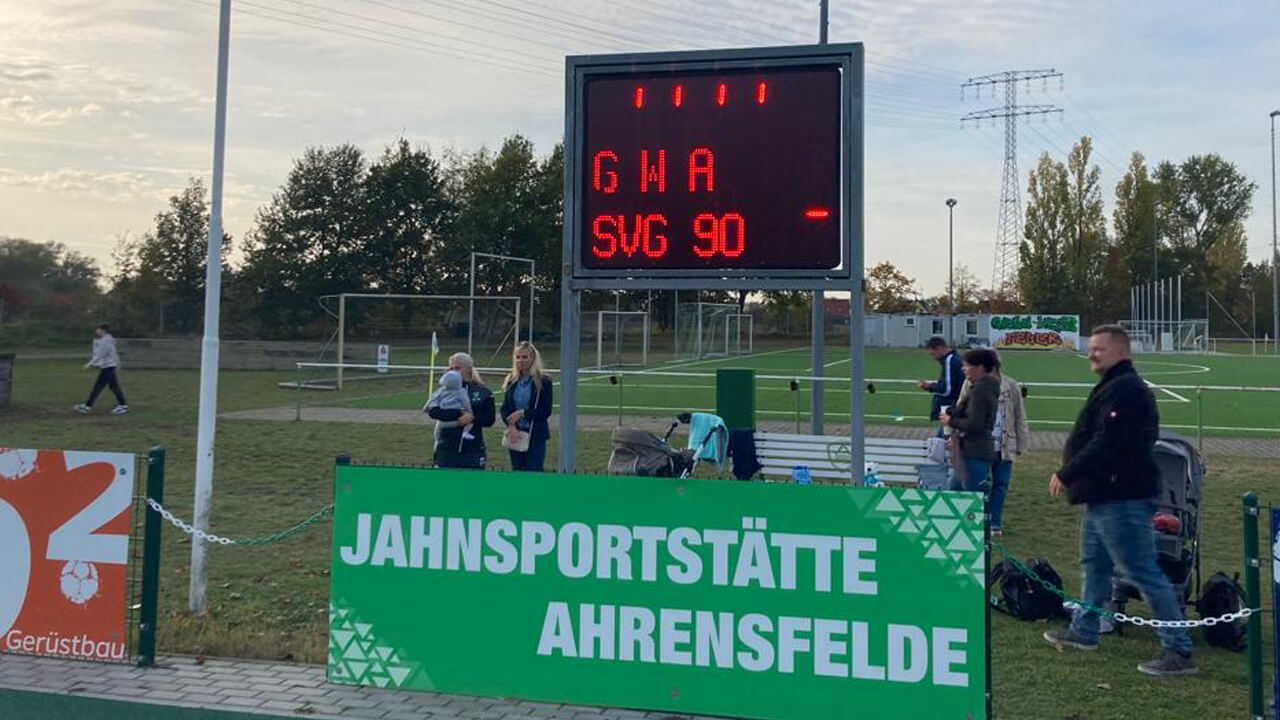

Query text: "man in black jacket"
[918, 337, 963, 421]
[1043, 325, 1195, 676]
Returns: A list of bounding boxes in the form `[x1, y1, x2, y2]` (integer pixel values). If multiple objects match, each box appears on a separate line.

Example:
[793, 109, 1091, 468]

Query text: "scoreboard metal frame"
[562, 43, 863, 290]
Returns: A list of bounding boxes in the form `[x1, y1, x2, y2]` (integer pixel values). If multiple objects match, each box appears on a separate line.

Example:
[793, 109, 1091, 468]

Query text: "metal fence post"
[137, 447, 165, 667]
[1196, 388, 1204, 455]
[1243, 492, 1264, 719]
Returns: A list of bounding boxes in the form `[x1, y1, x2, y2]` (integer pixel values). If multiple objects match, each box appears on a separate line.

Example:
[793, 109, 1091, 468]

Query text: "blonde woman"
[425, 352, 495, 469]
[500, 341, 554, 471]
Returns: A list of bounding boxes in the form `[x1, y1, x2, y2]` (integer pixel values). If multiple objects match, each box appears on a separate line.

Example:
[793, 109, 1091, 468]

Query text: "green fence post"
[1243, 492, 1263, 719]
[137, 447, 165, 667]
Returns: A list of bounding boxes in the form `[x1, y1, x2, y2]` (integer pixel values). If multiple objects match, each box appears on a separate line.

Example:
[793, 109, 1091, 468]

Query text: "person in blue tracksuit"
[918, 336, 964, 421]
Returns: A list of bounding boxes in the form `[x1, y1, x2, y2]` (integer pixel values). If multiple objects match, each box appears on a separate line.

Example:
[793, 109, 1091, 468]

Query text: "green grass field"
[1, 355, 1278, 718]
[333, 344, 1280, 438]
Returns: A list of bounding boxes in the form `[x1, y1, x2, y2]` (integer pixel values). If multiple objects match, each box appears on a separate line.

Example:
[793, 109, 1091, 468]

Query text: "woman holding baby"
[424, 352, 496, 469]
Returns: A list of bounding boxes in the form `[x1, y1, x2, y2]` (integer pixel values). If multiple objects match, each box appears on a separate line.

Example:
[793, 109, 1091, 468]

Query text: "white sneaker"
[74, 404, 91, 414]
[110, 405, 129, 415]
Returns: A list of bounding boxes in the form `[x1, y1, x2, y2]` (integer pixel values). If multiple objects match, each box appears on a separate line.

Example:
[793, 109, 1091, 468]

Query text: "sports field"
[328, 345, 1280, 438]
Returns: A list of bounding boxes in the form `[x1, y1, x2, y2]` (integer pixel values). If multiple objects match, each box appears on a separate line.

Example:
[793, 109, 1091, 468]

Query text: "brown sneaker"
[1138, 649, 1197, 677]
[1043, 627, 1098, 651]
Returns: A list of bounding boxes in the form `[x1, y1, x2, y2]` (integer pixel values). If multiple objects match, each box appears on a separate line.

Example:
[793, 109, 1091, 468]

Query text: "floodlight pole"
[811, 0, 829, 434]
[946, 198, 957, 344]
[189, 0, 231, 615]
[1270, 110, 1278, 354]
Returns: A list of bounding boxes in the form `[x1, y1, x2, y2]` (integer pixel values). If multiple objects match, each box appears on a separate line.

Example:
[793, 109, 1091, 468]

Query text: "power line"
[264, 0, 562, 71]
[350, 0, 594, 55]
[179, 0, 560, 79]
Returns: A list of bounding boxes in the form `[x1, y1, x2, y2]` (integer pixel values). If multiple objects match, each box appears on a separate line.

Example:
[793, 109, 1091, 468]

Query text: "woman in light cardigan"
[954, 354, 1031, 537]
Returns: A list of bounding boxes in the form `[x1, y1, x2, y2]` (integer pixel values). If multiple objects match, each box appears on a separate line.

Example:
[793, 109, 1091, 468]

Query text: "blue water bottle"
[792, 466, 812, 485]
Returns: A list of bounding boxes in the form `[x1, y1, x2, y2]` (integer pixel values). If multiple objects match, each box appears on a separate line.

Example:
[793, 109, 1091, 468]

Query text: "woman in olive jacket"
[939, 349, 1001, 492]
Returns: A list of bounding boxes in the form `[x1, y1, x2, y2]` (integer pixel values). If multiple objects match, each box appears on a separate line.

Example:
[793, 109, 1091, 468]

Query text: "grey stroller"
[1109, 431, 1204, 618]
[608, 414, 696, 478]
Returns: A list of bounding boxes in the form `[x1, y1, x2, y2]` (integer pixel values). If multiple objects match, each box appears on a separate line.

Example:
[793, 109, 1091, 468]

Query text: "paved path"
[222, 406, 1280, 459]
[0, 653, 719, 720]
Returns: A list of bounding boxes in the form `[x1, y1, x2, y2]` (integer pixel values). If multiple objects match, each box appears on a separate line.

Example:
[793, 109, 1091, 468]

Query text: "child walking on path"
[74, 324, 128, 415]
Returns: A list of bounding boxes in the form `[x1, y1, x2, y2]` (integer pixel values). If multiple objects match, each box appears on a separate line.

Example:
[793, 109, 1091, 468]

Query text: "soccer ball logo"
[0, 448, 38, 479]
[60, 561, 100, 605]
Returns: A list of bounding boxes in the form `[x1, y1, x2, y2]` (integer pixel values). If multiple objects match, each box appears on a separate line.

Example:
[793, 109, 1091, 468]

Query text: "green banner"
[329, 467, 989, 720]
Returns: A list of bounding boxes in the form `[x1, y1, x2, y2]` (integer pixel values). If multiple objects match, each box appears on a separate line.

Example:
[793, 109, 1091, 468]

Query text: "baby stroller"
[608, 412, 725, 479]
[608, 414, 696, 478]
[1109, 431, 1204, 621]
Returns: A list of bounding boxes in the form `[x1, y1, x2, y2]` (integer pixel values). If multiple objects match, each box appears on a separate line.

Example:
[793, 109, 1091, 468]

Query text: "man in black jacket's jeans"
[1043, 325, 1195, 677]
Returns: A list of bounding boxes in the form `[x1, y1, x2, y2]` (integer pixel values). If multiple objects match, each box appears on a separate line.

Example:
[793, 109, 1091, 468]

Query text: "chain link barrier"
[144, 497, 333, 547]
[992, 542, 1258, 629]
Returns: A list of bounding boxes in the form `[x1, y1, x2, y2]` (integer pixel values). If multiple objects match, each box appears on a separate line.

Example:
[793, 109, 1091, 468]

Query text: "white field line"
[568, 404, 1280, 434]
[1146, 380, 1191, 404]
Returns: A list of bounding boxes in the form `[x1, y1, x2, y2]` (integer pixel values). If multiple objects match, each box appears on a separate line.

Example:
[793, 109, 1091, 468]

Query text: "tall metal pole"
[468, 253, 476, 355]
[1269, 110, 1278, 353]
[947, 199, 957, 344]
[811, 0, 829, 434]
[189, 0, 231, 615]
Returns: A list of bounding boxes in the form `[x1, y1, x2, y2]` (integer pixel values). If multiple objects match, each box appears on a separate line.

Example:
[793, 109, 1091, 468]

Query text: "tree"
[1018, 137, 1112, 326]
[952, 264, 983, 312]
[0, 237, 101, 331]
[865, 261, 919, 312]
[110, 179, 231, 334]
[1064, 137, 1108, 307]
[239, 144, 371, 335]
[362, 138, 456, 293]
[446, 136, 564, 334]
[1157, 154, 1256, 318]
[1018, 151, 1071, 312]
[1112, 152, 1159, 284]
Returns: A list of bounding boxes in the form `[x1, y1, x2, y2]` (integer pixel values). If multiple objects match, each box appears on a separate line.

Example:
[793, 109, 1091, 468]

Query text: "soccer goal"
[675, 302, 754, 360]
[324, 293, 521, 389]
[1118, 319, 1208, 353]
[591, 310, 651, 369]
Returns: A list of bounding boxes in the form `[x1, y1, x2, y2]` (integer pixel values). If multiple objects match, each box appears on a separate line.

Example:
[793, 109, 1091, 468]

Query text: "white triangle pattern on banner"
[328, 602, 419, 689]
[862, 489, 987, 588]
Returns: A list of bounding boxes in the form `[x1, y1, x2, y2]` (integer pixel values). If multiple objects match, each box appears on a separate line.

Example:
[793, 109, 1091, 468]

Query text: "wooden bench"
[753, 432, 944, 487]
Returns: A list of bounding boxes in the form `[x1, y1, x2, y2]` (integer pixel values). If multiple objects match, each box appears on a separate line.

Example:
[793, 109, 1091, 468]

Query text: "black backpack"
[991, 557, 1070, 621]
[1196, 571, 1247, 651]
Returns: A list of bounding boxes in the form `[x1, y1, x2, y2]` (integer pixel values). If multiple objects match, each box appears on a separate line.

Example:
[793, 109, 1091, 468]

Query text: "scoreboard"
[565, 45, 862, 284]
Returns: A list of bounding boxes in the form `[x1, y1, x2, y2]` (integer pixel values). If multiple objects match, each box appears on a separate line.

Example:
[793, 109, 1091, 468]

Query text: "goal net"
[317, 294, 521, 389]
[589, 310, 651, 369]
[675, 302, 754, 360]
[1119, 319, 1208, 354]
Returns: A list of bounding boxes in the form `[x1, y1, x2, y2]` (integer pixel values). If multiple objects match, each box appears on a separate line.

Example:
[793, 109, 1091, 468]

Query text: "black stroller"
[1110, 431, 1205, 619]
[608, 413, 711, 478]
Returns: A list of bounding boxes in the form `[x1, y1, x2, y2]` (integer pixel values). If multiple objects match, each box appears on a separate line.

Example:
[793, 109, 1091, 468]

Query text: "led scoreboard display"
[567, 46, 861, 280]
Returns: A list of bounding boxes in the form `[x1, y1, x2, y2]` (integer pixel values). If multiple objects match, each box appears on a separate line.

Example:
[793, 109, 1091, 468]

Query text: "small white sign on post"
[376, 344, 390, 374]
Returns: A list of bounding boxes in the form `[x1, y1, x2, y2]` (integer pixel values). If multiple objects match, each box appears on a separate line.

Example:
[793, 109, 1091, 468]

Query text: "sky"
[1, 0, 1277, 297]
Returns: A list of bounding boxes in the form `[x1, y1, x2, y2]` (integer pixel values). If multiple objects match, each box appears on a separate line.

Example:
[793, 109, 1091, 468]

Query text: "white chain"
[1112, 607, 1258, 629]
[145, 497, 237, 546]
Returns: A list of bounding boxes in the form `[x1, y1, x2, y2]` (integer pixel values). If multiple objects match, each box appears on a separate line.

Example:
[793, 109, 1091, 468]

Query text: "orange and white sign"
[0, 449, 134, 661]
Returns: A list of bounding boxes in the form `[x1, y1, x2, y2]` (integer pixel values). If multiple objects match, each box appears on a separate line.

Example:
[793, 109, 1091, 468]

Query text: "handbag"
[502, 426, 531, 452]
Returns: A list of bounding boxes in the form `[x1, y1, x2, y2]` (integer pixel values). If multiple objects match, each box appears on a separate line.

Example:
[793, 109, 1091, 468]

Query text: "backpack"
[991, 557, 1069, 621]
[1196, 571, 1247, 651]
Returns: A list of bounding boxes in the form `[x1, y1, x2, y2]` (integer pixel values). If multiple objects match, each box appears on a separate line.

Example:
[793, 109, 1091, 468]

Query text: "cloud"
[0, 167, 157, 201]
[0, 94, 104, 126]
